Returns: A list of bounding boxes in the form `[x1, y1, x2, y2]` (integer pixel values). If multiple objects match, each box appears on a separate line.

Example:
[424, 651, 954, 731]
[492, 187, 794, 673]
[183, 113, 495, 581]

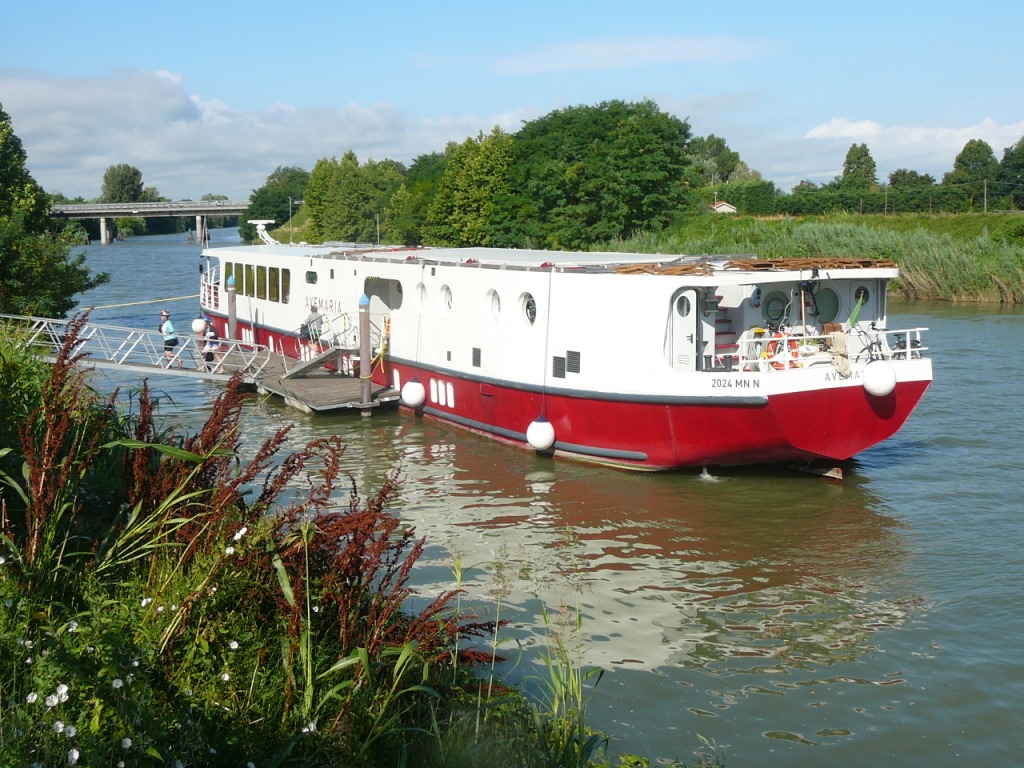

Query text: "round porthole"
[762, 290, 789, 323]
[521, 293, 537, 326]
[675, 294, 692, 317]
[439, 285, 453, 313]
[486, 289, 501, 321]
[855, 286, 870, 304]
[416, 282, 427, 311]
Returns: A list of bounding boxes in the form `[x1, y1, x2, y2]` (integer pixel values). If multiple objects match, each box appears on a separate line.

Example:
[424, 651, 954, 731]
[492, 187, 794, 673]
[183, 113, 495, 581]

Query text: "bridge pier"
[99, 217, 112, 244]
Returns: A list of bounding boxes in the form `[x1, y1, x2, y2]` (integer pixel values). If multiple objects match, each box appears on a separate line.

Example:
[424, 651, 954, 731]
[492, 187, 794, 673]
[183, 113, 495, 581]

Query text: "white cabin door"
[669, 288, 699, 371]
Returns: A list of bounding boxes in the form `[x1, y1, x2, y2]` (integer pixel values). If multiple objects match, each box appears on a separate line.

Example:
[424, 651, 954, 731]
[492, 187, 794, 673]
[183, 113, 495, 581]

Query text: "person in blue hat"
[159, 310, 181, 367]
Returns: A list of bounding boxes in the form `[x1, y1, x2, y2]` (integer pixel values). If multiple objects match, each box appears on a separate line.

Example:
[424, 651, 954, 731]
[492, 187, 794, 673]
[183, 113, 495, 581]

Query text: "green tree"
[998, 135, 1024, 208]
[889, 169, 936, 187]
[841, 143, 878, 189]
[0, 101, 108, 316]
[687, 134, 741, 185]
[239, 166, 309, 242]
[424, 128, 515, 247]
[503, 99, 692, 249]
[943, 139, 999, 209]
[101, 163, 145, 202]
[306, 153, 404, 243]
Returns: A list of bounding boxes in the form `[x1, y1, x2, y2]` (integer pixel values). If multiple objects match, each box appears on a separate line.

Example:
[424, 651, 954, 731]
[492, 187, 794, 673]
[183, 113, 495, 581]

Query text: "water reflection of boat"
[326, 414, 919, 676]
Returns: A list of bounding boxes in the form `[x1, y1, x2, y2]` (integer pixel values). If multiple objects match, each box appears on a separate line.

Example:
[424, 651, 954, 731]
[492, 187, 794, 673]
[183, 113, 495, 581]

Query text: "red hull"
[377, 361, 930, 470]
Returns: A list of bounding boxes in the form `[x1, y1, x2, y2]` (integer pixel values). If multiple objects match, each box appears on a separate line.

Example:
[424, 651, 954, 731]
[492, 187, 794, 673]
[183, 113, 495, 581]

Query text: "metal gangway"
[0, 314, 274, 383]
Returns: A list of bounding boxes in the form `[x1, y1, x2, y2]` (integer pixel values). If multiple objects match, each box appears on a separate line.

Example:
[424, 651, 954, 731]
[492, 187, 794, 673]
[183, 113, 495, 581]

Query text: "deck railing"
[0, 314, 274, 378]
[723, 326, 928, 373]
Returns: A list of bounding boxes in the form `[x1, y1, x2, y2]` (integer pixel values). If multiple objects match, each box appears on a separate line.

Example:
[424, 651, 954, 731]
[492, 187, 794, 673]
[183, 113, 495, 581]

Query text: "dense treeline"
[256, 99, 1024, 250]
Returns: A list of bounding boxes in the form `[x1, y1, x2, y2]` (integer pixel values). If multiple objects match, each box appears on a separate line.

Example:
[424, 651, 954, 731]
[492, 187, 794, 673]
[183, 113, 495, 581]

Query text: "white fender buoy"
[190, 317, 207, 334]
[863, 360, 897, 397]
[400, 379, 426, 408]
[526, 416, 556, 451]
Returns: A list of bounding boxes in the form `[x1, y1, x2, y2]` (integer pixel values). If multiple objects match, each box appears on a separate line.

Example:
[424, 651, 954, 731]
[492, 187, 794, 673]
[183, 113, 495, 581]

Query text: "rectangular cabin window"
[256, 266, 267, 300]
[223, 262, 234, 289]
[305, 271, 318, 285]
[244, 264, 255, 298]
[269, 267, 280, 302]
[282, 270, 291, 303]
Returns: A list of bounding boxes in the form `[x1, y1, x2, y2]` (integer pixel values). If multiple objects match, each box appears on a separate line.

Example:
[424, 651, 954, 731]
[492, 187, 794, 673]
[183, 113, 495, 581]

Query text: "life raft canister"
[764, 332, 800, 370]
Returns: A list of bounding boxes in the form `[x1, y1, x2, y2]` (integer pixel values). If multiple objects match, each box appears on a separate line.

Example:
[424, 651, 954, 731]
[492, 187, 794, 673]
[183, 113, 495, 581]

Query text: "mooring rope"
[829, 330, 851, 378]
[87, 294, 199, 310]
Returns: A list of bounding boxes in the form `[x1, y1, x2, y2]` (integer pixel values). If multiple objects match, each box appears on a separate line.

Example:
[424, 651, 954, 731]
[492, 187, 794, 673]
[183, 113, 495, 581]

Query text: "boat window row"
[223, 262, 291, 304]
[416, 283, 539, 327]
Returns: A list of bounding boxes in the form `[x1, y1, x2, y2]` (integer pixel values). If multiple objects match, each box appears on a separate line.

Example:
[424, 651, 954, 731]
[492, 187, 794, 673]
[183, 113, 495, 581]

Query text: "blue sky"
[2, 0, 1022, 202]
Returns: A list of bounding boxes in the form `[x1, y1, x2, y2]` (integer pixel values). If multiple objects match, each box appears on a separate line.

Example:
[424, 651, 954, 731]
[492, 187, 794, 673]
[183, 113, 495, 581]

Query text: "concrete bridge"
[51, 199, 251, 244]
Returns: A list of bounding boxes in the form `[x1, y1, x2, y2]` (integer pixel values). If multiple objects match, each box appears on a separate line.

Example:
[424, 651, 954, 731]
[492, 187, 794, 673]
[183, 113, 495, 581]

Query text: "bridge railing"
[0, 314, 274, 379]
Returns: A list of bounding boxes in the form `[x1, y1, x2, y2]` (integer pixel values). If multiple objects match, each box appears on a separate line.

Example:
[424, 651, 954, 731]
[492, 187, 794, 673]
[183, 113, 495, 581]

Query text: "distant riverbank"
[614, 212, 1024, 303]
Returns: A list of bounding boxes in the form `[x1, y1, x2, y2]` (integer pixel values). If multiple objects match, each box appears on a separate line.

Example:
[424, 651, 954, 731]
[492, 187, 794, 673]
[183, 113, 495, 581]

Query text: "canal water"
[76, 230, 1024, 767]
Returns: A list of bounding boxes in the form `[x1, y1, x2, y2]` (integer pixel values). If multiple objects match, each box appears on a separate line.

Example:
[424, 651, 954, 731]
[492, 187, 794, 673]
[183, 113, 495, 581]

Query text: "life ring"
[764, 332, 800, 370]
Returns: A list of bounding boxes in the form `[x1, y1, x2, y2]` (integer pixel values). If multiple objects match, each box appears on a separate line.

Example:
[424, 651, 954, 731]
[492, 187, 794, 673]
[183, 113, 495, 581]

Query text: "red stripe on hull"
[380, 363, 930, 470]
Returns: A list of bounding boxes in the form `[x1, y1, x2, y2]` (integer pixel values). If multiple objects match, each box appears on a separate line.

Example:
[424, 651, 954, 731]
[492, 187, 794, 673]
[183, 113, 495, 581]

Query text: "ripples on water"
[76, 234, 1024, 767]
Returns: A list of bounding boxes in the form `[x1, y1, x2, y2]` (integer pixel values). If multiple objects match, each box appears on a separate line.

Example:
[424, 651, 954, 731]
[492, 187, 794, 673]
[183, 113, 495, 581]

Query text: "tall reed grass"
[611, 214, 1024, 303]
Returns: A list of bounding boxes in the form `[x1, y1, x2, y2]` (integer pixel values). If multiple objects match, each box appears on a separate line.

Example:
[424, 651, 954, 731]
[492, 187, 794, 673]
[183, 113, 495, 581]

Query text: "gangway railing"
[0, 314, 274, 380]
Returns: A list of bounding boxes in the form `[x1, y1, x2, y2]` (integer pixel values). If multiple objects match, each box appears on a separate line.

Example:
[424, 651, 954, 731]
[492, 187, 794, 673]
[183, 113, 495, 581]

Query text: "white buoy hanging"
[862, 360, 897, 397]
[526, 416, 556, 451]
[190, 317, 207, 334]
[400, 379, 426, 408]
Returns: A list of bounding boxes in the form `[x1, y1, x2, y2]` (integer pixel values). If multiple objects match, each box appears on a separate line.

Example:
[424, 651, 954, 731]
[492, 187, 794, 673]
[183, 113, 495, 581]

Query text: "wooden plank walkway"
[252, 354, 400, 414]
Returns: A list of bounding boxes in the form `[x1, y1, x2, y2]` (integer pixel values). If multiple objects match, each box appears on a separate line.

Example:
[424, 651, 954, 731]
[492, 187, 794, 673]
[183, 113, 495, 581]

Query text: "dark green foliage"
[239, 166, 310, 242]
[0, 103, 109, 316]
[499, 100, 692, 249]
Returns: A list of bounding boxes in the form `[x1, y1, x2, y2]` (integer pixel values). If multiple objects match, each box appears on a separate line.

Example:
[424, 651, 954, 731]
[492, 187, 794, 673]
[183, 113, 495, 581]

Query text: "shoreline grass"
[0, 319, 722, 767]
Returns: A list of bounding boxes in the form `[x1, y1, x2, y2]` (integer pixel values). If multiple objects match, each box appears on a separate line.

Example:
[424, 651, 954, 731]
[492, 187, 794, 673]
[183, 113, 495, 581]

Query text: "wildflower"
[112, 678, 124, 689]
[57, 683, 69, 702]
[68, 748, 79, 766]
[121, 737, 132, 749]
[67, 620, 78, 632]
[26, 692, 38, 704]
[141, 597, 152, 607]
[225, 546, 235, 556]
[301, 721, 317, 733]
[0, 555, 5, 564]
[25, 656, 32, 665]
[131, 659, 140, 667]
[157, 605, 165, 613]
[65, 725, 77, 738]
[221, 672, 230, 682]
[54, 720, 66, 733]
[233, 526, 248, 541]
[171, 604, 179, 611]
[229, 641, 239, 650]
[45, 694, 59, 708]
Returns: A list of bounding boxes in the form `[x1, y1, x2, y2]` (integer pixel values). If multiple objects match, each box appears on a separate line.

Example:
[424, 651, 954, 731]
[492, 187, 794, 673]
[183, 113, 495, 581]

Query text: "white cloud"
[1, 68, 494, 200]
[494, 36, 767, 75]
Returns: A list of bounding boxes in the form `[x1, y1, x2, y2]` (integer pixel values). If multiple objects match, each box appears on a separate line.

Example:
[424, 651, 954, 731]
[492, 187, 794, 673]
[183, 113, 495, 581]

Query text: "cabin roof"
[207, 243, 899, 279]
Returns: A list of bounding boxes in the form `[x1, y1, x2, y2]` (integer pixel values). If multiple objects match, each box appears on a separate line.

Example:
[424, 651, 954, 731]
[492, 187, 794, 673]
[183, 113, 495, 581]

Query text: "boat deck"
[253, 355, 400, 414]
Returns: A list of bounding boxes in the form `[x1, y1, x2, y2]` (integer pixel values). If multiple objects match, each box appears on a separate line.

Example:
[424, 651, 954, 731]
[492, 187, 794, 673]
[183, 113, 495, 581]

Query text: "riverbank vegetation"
[0, 322, 720, 767]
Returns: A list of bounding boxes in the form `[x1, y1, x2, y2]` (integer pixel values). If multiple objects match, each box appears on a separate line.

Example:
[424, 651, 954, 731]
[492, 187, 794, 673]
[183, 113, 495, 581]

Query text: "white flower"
[112, 678, 124, 689]
[45, 694, 59, 707]
[247, 763, 256, 768]
[221, 672, 230, 682]
[141, 597, 152, 607]
[67, 748, 80, 766]
[233, 526, 248, 541]
[65, 724, 77, 738]
[131, 659, 140, 667]
[67, 621, 78, 632]
[56, 683, 69, 702]
[25, 656, 32, 665]
[301, 721, 316, 733]
[0, 555, 6, 564]
[156, 605, 165, 613]
[225, 546, 235, 556]
[229, 641, 239, 650]
[54, 720, 65, 733]
[121, 737, 132, 749]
